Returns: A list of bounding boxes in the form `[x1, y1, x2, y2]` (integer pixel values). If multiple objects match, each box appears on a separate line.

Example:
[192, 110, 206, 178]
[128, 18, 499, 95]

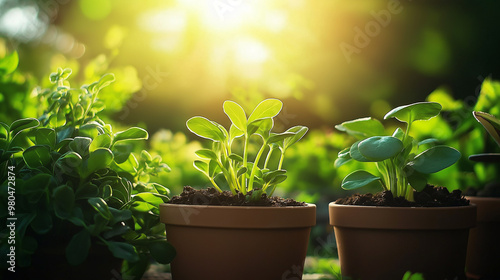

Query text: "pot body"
[465, 196, 500, 279]
[329, 203, 476, 280]
[160, 203, 316, 280]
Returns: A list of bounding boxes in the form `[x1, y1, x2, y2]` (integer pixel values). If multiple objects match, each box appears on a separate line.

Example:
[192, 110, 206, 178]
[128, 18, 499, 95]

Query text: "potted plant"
[465, 111, 500, 279]
[330, 102, 476, 280]
[159, 99, 316, 280]
[0, 68, 175, 280]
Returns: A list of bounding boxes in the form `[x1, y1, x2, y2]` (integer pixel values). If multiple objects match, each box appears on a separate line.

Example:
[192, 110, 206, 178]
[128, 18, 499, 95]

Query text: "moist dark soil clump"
[335, 185, 470, 207]
[169, 186, 307, 207]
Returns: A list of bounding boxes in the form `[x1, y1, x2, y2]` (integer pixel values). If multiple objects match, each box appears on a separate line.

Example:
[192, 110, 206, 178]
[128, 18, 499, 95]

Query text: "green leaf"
[69, 137, 92, 156]
[341, 170, 382, 190]
[96, 73, 115, 90]
[88, 197, 112, 220]
[109, 208, 132, 225]
[186, 117, 225, 141]
[237, 166, 247, 177]
[53, 185, 75, 219]
[384, 102, 442, 124]
[229, 153, 243, 162]
[66, 230, 91, 265]
[23, 145, 51, 168]
[60, 68, 72, 80]
[248, 118, 272, 136]
[282, 126, 308, 150]
[248, 99, 283, 123]
[75, 182, 99, 199]
[0, 51, 19, 74]
[269, 174, 287, 185]
[335, 117, 385, 138]
[148, 241, 176, 264]
[195, 149, 218, 160]
[358, 136, 403, 161]
[30, 211, 53, 234]
[407, 146, 461, 174]
[89, 133, 112, 151]
[473, 111, 500, 146]
[263, 170, 286, 183]
[193, 160, 209, 174]
[406, 169, 428, 192]
[268, 132, 295, 144]
[114, 127, 148, 143]
[86, 148, 114, 174]
[34, 128, 56, 148]
[56, 151, 83, 175]
[334, 157, 352, 168]
[349, 141, 374, 162]
[10, 118, 40, 137]
[107, 242, 139, 262]
[223, 101, 247, 131]
[229, 124, 244, 141]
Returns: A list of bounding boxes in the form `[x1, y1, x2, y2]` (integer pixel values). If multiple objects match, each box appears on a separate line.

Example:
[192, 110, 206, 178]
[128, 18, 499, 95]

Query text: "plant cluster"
[335, 102, 461, 200]
[186, 99, 308, 197]
[0, 68, 174, 278]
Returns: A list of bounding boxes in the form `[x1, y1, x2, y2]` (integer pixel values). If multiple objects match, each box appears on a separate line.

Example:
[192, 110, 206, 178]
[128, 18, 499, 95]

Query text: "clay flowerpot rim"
[329, 202, 476, 230]
[160, 203, 316, 229]
[466, 196, 500, 222]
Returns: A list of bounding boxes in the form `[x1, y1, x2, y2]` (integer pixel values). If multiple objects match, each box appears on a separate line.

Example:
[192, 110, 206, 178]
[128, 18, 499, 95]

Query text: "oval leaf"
[148, 241, 176, 264]
[223, 101, 247, 132]
[10, 118, 40, 136]
[407, 146, 461, 174]
[341, 170, 382, 190]
[114, 127, 148, 143]
[248, 99, 282, 123]
[66, 230, 91, 265]
[384, 102, 442, 124]
[195, 149, 218, 160]
[87, 148, 114, 174]
[0, 51, 19, 74]
[23, 145, 51, 168]
[186, 117, 225, 141]
[473, 111, 500, 146]
[358, 136, 403, 161]
[349, 141, 374, 162]
[107, 241, 139, 262]
[335, 117, 385, 139]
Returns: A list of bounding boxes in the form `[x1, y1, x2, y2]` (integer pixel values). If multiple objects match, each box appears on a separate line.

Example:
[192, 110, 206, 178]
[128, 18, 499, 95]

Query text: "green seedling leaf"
[254, 118, 274, 139]
[270, 174, 287, 185]
[473, 111, 500, 146]
[103, 224, 130, 239]
[10, 118, 40, 137]
[208, 159, 220, 177]
[69, 137, 92, 156]
[223, 100, 247, 131]
[335, 117, 385, 138]
[358, 136, 403, 161]
[268, 132, 295, 144]
[229, 124, 244, 140]
[341, 170, 382, 190]
[87, 148, 114, 174]
[195, 149, 218, 160]
[469, 153, 500, 163]
[0, 51, 19, 74]
[186, 117, 225, 141]
[89, 133, 112, 151]
[107, 242, 139, 262]
[114, 127, 148, 143]
[88, 197, 112, 220]
[229, 153, 243, 162]
[109, 208, 132, 225]
[66, 230, 91, 265]
[193, 160, 209, 174]
[405, 168, 427, 192]
[407, 146, 461, 174]
[237, 166, 247, 178]
[349, 141, 374, 162]
[282, 126, 308, 150]
[53, 185, 75, 219]
[384, 102, 442, 124]
[263, 170, 286, 183]
[60, 68, 72, 80]
[418, 138, 439, 147]
[56, 151, 83, 175]
[31, 211, 53, 234]
[75, 182, 99, 199]
[23, 145, 51, 168]
[334, 157, 352, 168]
[148, 241, 176, 264]
[248, 99, 283, 123]
[34, 128, 56, 148]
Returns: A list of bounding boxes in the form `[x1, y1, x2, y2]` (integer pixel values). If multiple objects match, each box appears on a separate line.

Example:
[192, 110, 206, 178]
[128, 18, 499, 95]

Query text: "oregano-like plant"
[186, 99, 308, 197]
[335, 102, 461, 200]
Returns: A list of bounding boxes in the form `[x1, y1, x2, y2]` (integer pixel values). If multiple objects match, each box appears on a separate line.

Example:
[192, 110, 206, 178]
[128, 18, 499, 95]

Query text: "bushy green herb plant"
[0, 68, 174, 279]
[335, 102, 461, 200]
[186, 99, 307, 197]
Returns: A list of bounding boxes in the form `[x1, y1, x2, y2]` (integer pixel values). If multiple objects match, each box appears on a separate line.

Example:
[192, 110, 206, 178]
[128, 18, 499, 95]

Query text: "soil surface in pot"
[335, 185, 469, 207]
[169, 186, 306, 206]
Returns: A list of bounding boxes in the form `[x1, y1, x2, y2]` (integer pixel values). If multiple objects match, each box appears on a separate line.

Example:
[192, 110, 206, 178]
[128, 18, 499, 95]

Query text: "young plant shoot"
[469, 111, 500, 162]
[186, 99, 308, 197]
[335, 102, 461, 201]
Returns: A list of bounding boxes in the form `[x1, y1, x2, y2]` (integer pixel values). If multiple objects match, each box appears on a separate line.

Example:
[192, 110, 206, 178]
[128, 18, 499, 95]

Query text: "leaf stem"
[248, 142, 267, 191]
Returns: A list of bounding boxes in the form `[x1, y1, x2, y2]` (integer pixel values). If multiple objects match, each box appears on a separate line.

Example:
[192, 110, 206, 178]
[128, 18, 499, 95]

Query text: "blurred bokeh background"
[3, 0, 500, 199]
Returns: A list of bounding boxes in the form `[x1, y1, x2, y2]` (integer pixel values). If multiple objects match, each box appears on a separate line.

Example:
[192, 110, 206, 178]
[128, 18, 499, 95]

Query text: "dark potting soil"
[169, 186, 307, 207]
[335, 185, 470, 207]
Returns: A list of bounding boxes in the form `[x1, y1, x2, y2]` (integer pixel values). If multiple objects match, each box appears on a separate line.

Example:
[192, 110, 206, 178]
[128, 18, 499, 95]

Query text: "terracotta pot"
[329, 203, 476, 280]
[465, 196, 500, 279]
[159, 203, 316, 280]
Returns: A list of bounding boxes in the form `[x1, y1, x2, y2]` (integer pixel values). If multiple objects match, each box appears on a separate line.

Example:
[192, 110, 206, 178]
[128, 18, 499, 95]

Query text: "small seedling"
[335, 102, 461, 201]
[187, 99, 308, 197]
[469, 111, 500, 162]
